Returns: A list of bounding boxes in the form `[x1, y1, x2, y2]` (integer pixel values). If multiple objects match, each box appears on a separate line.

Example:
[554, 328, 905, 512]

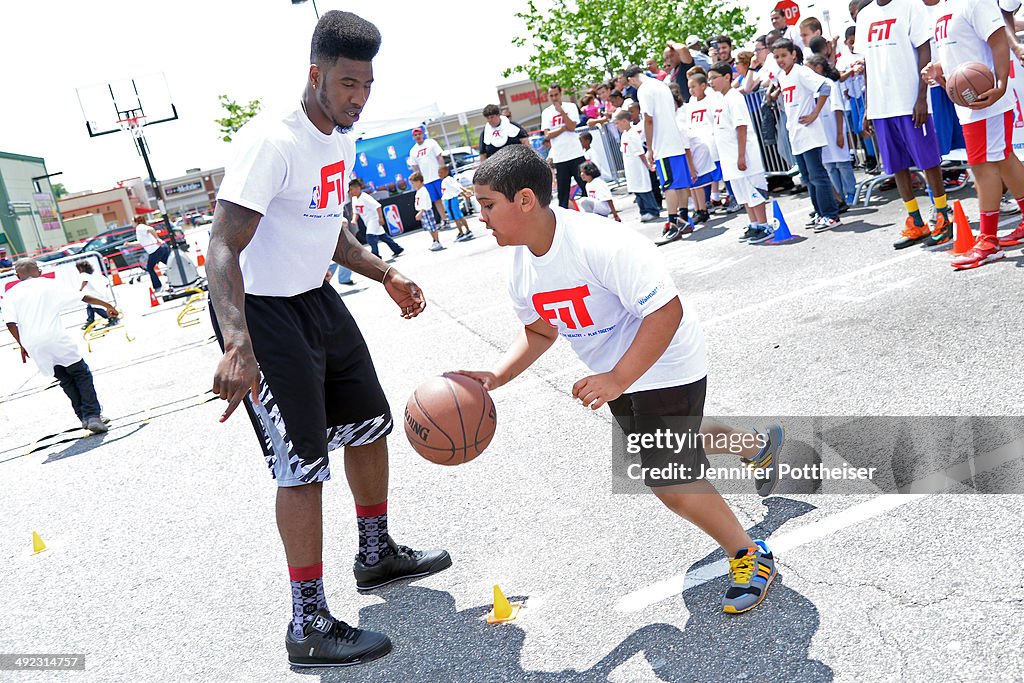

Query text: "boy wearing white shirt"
[683, 74, 725, 209]
[459, 146, 786, 615]
[578, 161, 620, 220]
[409, 127, 450, 227]
[708, 63, 775, 243]
[924, 0, 1024, 268]
[411, 172, 444, 252]
[772, 40, 842, 231]
[615, 110, 662, 221]
[349, 178, 404, 258]
[541, 84, 588, 208]
[438, 164, 474, 241]
[805, 55, 858, 207]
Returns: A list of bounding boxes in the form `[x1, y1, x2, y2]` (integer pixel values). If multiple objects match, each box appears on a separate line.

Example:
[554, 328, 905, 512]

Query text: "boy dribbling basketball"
[457, 145, 785, 614]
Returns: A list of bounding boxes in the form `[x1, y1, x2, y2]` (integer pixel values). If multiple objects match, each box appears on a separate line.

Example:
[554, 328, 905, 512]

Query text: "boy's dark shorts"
[609, 377, 709, 488]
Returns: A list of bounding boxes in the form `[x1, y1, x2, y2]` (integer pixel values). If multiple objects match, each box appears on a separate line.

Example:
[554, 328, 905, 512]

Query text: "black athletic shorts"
[211, 281, 393, 487]
[608, 377, 709, 488]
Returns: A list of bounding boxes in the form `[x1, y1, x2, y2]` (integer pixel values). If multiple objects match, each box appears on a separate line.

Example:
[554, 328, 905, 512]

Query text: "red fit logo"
[416, 147, 429, 157]
[867, 18, 897, 42]
[691, 109, 706, 123]
[551, 114, 564, 126]
[781, 85, 796, 104]
[532, 285, 594, 329]
[713, 108, 723, 125]
[317, 160, 347, 209]
[935, 14, 952, 41]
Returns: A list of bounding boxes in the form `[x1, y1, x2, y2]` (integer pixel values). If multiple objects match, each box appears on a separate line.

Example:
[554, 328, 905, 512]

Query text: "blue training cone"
[770, 200, 793, 243]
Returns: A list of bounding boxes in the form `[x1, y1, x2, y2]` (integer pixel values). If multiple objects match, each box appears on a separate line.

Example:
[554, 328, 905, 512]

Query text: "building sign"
[33, 193, 62, 231]
[166, 181, 203, 196]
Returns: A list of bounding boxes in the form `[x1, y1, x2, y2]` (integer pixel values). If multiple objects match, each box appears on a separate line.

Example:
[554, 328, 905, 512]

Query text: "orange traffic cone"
[196, 246, 205, 267]
[154, 265, 162, 277]
[149, 288, 160, 307]
[111, 270, 123, 286]
[952, 200, 975, 255]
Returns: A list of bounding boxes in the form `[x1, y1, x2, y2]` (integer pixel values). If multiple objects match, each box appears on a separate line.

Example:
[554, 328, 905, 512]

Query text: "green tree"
[215, 95, 263, 142]
[505, 0, 755, 89]
[51, 182, 67, 198]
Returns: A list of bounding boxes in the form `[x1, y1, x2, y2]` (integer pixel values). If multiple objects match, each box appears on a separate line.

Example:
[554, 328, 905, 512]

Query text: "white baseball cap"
[686, 35, 703, 47]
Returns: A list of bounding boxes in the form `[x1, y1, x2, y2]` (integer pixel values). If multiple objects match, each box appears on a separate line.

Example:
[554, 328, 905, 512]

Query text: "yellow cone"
[486, 584, 521, 624]
[31, 531, 47, 554]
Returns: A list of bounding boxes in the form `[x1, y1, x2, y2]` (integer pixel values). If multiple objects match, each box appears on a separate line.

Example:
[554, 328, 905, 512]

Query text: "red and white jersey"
[542, 102, 585, 163]
[409, 138, 443, 182]
[855, 0, 934, 119]
[508, 208, 707, 392]
[682, 92, 723, 161]
[776, 64, 830, 155]
[933, 0, 1015, 124]
[351, 192, 384, 236]
[711, 89, 766, 181]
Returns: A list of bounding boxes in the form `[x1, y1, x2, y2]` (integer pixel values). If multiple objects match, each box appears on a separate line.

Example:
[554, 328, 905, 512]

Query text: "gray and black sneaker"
[748, 226, 775, 244]
[353, 535, 452, 591]
[286, 609, 392, 668]
[743, 423, 784, 497]
[739, 225, 760, 241]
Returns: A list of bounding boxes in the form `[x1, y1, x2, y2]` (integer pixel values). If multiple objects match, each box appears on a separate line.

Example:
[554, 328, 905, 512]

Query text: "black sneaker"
[353, 535, 452, 591]
[286, 609, 392, 668]
[661, 224, 682, 242]
[694, 209, 710, 226]
[748, 226, 775, 244]
[739, 225, 759, 241]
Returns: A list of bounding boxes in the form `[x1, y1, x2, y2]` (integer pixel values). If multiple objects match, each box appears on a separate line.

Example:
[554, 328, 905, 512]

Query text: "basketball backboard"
[75, 73, 178, 137]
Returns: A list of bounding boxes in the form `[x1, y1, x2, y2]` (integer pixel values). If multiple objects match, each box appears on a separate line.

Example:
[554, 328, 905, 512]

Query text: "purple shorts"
[872, 114, 942, 174]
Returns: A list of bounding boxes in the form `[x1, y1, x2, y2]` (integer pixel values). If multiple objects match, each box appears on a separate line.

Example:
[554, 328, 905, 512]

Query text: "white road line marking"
[613, 494, 928, 613]
[701, 250, 925, 327]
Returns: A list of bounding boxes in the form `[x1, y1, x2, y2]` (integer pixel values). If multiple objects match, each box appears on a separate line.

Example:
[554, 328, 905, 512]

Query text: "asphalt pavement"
[2, 178, 1023, 682]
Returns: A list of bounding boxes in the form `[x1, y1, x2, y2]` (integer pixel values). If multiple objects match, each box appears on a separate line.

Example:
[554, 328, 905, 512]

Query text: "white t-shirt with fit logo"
[775, 64, 830, 156]
[218, 108, 354, 297]
[351, 192, 384, 236]
[542, 102, 585, 163]
[619, 127, 652, 193]
[855, 0, 934, 119]
[682, 92, 722, 161]
[507, 208, 707, 393]
[410, 138, 443, 182]
[712, 89, 766, 181]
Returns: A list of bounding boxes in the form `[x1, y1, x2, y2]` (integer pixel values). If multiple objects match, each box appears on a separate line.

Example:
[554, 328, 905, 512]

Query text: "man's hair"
[709, 61, 734, 78]
[713, 34, 733, 47]
[623, 65, 643, 79]
[135, 214, 149, 224]
[579, 131, 593, 142]
[755, 34, 768, 47]
[472, 145, 552, 207]
[772, 39, 799, 55]
[809, 35, 828, 54]
[75, 261, 94, 274]
[409, 171, 424, 183]
[800, 17, 823, 33]
[547, 83, 562, 92]
[580, 161, 601, 179]
[845, 26, 857, 39]
[688, 73, 708, 87]
[770, 8, 785, 18]
[766, 29, 784, 47]
[310, 11, 381, 65]
[14, 258, 38, 279]
[482, 104, 500, 117]
[613, 109, 632, 121]
[348, 177, 363, 188]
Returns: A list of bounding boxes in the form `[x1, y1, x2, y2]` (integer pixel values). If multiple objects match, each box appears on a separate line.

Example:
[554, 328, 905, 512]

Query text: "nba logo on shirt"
[359, 152, 368, 166]
[387, 145, 397, 160]
[781, 86, 796, 104]
[383, 205, 404, 235]
[308, 185, 321, 209]
[532, 285, 594, 330]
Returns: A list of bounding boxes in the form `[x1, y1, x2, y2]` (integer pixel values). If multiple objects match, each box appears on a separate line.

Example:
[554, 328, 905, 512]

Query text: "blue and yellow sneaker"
[743, 423, 784, 497]
[723, 540, 777, 614]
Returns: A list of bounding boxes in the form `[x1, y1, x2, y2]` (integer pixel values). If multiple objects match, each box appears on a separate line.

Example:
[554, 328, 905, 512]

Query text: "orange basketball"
[946, 62, 994, 108]
[404, 374, 497, 465]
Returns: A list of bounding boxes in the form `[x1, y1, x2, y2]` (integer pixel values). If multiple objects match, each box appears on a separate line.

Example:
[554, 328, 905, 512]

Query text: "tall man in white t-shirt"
[856, 0, 952, 249]
[206, 10, 449, 669]
[541, 84, 588, 208]
[133, 215, 169, 291]
[409, 127, 449, 226]
[625, 65, 699, 238]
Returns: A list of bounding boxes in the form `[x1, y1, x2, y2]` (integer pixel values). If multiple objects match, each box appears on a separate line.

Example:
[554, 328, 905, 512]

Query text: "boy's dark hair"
[845, 26, 857, 39]
[799, 16, 823, 33]
[689, 73, 708, 87]
[609, 89, 623, 99]
[809, 35, 828, 54]
[310, 11, 381, 64]
[409, 171, 424, 183]
[623, 65, 643, 79]
[482, 104, 501, 117]
[755, 34, 768, 47]
[75, 261, 94, 274]
[348, 177, 363, 188]
[712, 34, 733, 47]
[709, 61, 734, 78]
[667, 82, 684, 107]
[613, 109, 632, 121]
[548, 83, 562, 92]
[766, 29, 784, 47]
[772, 39, 799, 55]
[580, 161, 601, 179]
[805, 54, 840, 81]
[473, 145, 552, 207]
[579, 131, 593, 142]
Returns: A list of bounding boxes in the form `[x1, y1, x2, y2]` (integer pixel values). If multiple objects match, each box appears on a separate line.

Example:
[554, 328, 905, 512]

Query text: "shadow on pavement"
[305, 497, 831, 683]
[42, 423, 149, 464]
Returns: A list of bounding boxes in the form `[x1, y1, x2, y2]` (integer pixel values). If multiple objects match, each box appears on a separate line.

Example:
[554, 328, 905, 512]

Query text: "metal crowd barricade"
[742, 88, 794, 177]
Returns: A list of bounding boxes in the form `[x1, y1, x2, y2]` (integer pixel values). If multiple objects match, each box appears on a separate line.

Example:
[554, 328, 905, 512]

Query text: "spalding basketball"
[946, 62, 995, 108]
[404, 374, 497, 465]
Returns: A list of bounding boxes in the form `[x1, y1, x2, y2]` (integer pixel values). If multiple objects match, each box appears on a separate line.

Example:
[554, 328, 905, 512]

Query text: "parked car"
[79, 223, 188, 271]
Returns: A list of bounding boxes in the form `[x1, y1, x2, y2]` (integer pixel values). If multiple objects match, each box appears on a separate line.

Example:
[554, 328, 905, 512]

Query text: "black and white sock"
[356, 501, 392, 566]
[289, 564, 327, 638]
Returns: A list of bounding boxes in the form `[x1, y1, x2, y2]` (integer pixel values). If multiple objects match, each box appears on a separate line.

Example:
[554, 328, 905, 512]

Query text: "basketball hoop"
[118, 115, 147, 139]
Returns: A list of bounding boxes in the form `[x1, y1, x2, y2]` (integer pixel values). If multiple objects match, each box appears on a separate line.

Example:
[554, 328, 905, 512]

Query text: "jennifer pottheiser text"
[626, 463, 879, 482]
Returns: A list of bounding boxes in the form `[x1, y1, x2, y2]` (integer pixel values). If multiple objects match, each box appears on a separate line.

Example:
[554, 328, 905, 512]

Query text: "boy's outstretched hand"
[573, 372, 625, 410]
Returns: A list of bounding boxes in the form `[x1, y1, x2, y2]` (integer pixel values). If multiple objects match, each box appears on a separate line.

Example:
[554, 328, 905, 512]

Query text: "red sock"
[979, 210, 999, 237]
[1016, 195, 1024, 215]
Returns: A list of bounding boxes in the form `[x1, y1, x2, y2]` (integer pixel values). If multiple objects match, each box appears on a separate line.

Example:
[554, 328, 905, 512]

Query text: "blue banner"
[354, 129, 417, 193]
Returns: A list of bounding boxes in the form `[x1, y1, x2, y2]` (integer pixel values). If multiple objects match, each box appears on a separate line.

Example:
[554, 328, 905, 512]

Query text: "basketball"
[946, 62, 995, 108]
[404, 374, 497, 465]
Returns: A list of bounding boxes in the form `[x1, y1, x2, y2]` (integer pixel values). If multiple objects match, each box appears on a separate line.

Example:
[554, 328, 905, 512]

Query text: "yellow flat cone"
[31, 531, 47, 555]
[486, 584, 521, 624]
